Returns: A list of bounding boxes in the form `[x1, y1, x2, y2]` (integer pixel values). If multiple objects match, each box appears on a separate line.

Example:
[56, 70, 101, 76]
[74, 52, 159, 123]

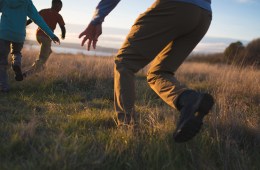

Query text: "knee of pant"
[147, 70, 175, 84]
[115, 60, 139, 74]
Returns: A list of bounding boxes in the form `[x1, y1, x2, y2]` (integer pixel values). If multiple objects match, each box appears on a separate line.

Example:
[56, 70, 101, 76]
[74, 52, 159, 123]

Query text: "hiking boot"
[173, 90, 214, 143]
[33, 60, 45, 71]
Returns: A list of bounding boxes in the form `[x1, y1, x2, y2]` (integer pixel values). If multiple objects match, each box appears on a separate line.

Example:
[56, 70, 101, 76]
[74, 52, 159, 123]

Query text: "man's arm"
[91, 0, 120, 25]
[57, 15, 66, 40]
[79, 0, 121, 50]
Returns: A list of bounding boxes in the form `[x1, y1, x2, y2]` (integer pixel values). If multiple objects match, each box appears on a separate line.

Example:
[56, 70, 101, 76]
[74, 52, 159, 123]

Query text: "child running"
[25, 0, 65, 75]
[0, 0, 60, 92]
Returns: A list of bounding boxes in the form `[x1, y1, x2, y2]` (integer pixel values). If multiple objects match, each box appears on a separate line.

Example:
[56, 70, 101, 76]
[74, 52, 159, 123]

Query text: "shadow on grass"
[2, 73, 259, 169]
[0, 91, 33, 122]
[99, 119, 260, 170]
[212, 122, 260, 151]
[204, 122, 260, 170]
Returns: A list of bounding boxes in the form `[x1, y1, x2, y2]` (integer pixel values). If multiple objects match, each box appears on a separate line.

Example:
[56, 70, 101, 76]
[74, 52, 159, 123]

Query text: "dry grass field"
[0, 49, 259, 170]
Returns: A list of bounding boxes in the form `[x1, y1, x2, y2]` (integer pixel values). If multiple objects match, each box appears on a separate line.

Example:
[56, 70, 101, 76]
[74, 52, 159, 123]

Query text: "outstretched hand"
[79, 23, 102, 51]
[52, 36, 60, 45]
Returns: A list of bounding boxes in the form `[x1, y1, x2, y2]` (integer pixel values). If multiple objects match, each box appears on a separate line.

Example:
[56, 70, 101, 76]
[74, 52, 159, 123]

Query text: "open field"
[0, 50, 259, 170]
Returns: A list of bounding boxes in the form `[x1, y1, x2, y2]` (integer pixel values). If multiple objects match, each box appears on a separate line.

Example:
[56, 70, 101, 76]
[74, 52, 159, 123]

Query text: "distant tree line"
[188, 38, 260, 67]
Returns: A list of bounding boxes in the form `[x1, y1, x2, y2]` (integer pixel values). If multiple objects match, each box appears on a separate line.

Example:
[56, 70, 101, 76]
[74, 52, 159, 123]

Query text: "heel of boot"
[198, 93, 214, 117]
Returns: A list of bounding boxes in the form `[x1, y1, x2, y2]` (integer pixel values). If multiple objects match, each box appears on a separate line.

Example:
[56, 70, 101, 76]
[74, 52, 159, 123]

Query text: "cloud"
[194, 42, 228, 53]
[235, 0, 254, 3]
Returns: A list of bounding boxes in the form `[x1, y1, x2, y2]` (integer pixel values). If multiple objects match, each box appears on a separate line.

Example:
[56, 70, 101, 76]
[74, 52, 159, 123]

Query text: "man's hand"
[79, 23, 102, 51]
[52, 36, 60, 45]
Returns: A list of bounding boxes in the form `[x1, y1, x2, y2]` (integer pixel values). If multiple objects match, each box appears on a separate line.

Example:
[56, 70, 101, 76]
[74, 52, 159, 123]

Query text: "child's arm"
[59, 24, 66, 40]
[57, 15, 66, 40]
[27, 0, 60, 44]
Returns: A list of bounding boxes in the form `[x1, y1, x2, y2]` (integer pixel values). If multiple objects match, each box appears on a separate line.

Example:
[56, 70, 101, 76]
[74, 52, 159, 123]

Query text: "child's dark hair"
[52, 0, 62, 6]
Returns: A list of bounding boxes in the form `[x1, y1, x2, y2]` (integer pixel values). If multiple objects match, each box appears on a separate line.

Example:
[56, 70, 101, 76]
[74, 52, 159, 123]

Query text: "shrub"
[244, 38, 260, 66]
[223, 41, 246, 65]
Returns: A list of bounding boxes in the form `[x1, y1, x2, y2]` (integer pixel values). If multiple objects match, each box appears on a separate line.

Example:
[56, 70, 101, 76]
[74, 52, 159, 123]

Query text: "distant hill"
[26, 23, 250, 54]
[25, 39, 119, 55]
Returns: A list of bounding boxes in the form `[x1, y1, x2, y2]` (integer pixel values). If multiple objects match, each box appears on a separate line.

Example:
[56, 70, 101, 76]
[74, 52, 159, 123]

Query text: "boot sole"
[173, 93, 214, 143]
[12, 65, 23, 81]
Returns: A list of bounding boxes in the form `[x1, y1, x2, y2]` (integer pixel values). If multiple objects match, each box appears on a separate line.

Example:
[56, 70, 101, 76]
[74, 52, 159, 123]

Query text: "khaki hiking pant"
[36, 35, 52, 66]
[114, 1, 212, 115]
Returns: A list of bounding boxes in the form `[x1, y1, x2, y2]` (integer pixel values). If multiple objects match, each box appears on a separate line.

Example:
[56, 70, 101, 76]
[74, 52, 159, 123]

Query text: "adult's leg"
[114, 1, 210, 124]
[147, 8, 212, 108]
[114, 47, 152, 124]
[146, 6, 213, 142]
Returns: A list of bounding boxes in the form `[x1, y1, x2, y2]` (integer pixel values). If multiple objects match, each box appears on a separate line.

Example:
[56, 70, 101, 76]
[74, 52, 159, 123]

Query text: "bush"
[223, 41, 246, 65]
[244, 38, 260, 66]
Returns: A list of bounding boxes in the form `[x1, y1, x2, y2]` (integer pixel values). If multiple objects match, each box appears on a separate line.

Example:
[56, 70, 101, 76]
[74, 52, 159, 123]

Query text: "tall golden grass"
[21, 49, 260, 134]
[13, 49, 259, 169]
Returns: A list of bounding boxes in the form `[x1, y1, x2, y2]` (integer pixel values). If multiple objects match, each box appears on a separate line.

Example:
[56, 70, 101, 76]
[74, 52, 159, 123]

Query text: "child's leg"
[34, 35, 52, 70]
[11, 42, 24, 81]
[24, 36, 52, 77]
[0, 39, 11, 92]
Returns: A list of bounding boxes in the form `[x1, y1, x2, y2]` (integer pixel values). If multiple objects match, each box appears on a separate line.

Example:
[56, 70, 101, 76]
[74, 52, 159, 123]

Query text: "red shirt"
[36, 8, 65, 37]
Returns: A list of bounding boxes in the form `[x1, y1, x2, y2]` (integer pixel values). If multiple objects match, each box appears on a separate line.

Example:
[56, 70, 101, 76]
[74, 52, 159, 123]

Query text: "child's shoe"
[23, 60, 44, 78]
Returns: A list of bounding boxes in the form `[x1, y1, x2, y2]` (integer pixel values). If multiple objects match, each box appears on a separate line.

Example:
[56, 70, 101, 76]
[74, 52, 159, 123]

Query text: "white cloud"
[194, 42, 228, 53]
[235, 0, 254, 3]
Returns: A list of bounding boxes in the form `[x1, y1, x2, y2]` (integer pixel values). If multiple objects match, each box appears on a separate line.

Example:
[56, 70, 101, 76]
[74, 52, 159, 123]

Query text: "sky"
[26, 0, 260, 53]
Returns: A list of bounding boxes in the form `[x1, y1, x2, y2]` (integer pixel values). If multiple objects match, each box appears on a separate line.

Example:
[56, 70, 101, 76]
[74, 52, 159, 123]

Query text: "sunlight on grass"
[0, 50, 259, 170]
